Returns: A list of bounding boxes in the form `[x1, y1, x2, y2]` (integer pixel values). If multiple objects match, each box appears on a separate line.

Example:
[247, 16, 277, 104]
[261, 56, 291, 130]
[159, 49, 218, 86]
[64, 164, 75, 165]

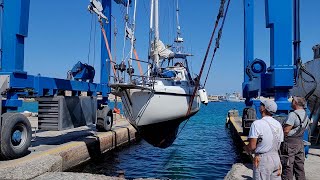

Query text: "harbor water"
[72, 102, 245, 179]
[18, 101, 245, 179]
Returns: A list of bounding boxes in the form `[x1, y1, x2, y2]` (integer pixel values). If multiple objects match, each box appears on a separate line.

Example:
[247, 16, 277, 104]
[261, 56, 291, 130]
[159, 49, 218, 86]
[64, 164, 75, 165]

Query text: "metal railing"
[109, 58, 151, 87]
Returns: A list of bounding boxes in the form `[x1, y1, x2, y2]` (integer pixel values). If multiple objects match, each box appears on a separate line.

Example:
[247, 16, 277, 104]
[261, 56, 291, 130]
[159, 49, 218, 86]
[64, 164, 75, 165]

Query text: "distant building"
[208, 95, 220, 102]
[226, 92, 245, 102]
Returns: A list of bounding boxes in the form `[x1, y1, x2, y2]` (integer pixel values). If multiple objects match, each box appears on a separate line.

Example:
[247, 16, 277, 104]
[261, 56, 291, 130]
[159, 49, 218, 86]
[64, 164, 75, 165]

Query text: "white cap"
[261, 99, 277, 114]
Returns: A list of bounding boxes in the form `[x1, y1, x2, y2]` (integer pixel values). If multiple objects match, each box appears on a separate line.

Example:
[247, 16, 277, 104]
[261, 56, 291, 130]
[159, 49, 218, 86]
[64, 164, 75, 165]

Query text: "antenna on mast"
[174, 0, 183, 53]
[175, 0, 183, 43]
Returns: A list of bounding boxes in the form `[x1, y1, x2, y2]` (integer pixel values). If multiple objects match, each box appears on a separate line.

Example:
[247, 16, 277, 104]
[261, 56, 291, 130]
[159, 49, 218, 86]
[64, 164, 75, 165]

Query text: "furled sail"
[150, 40, 175, 60]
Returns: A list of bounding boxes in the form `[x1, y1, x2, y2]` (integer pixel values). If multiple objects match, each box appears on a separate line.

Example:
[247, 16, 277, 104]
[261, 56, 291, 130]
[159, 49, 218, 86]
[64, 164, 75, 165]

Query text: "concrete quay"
[225, 111, 320, 180]
[0, 115, 139, 180]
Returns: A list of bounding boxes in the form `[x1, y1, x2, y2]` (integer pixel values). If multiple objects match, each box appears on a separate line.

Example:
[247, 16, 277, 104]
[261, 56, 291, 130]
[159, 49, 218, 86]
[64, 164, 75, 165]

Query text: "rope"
[185, 0, 230, 117]
[112, 15, 118, 63]
[204, 0, 231, 86]
[133, 49, 144, 76]
[100, 22, 118, 80]
[128, 0, 138, 76]
[112, 13, 119, 111]
[87, 14, 94, 64]
[93, 18, 97, 67]
[177, 0, 231, 138]
[121, 0, 130, 64]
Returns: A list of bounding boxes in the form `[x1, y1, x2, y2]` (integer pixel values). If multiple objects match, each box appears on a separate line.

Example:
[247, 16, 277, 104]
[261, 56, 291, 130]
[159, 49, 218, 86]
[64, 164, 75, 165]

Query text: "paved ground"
[34, 172, 158, 180]
[25, 114, 129, 153]
[0, 114, 139, 179]
[34, 172, 125, 180]
[225, 116, 320, 180]
[225, 147, 320, 180]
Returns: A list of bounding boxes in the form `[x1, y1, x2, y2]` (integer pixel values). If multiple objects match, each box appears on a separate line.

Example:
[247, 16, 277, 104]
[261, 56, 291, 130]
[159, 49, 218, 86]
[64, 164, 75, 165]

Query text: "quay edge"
[0, 116, 138, 180]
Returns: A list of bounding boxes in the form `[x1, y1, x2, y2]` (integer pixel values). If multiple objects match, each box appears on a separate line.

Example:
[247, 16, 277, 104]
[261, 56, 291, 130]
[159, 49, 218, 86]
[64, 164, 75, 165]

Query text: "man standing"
[281, 96, 311, 180]
[245, 99, 284, 180]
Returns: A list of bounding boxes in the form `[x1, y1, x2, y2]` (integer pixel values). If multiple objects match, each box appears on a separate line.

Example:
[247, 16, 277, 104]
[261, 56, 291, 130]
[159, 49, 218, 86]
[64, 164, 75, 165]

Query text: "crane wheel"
[0, 113, 32, 160]
[96, 106, 113, 132]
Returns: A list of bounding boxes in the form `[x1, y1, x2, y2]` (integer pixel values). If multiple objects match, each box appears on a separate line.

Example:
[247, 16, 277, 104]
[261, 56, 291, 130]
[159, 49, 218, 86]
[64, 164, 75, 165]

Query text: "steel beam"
[101, 0, 112, 104]
[1, 0, 30, 72]
[242, 0, 254, 106]
[0, 0, 112, 110]
[263, 0, 293, 113]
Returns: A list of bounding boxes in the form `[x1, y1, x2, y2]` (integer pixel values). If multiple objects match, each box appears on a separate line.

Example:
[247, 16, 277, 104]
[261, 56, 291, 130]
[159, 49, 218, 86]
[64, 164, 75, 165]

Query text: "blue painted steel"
[252, 99, 261, 118]
[264, 0, 294, 89]
[263, 0, 293, 113]
[243, 0, 294, 114]
[0, 0, 112, 110]
[2, 92, 21, 110]
[242, 0, 254, 106]
[34, 76, 105, 96]
[114, 0, 131, 6]
[71, 61, 95, 83]
[12, 130, 22, 143]
[1, 0, 30, 72]
[101, 0, 112, 104]
[303, 130, 309, 157]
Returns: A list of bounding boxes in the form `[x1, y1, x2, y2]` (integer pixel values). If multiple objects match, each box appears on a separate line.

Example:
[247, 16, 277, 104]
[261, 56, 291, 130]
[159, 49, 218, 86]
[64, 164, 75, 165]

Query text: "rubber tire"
[96, 107, 113, 132]
[0, 113, 32, 160]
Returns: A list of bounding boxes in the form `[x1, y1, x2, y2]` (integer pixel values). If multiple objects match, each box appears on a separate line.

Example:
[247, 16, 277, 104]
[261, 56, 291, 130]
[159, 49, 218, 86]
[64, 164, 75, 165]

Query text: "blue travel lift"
[0, 0, 115, 159]
[242, 0, 309, 155]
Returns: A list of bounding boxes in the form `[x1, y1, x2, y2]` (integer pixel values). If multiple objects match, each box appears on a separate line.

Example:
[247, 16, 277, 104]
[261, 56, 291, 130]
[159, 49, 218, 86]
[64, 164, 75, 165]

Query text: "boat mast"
[148, 0, 154, 77]
[175, 0, 183, 53]
[176, 0, 181, 41]
[154, 0, 160, 68]
[129, 0, 137, 65]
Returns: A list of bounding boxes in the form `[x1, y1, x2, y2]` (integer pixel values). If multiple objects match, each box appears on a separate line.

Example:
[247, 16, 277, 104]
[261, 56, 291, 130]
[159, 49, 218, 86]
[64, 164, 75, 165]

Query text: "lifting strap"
[203, 0, 230, 86]
[101, 24, 118, 81]
[185, 0, 231, 116]
[133, 49, 144, 76]
[177, 0, 232, 138]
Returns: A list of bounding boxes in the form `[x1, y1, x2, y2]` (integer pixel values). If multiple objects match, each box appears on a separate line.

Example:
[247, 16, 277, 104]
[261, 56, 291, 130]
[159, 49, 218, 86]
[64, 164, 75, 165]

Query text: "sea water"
[74, 102, 245, 179]
[18, 101, 245, 179]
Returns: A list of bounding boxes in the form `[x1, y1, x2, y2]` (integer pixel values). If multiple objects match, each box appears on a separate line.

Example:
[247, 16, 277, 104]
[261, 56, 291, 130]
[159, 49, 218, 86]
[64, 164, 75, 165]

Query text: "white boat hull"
[121, 88, 200, 127]
[112, 83, 200, 148]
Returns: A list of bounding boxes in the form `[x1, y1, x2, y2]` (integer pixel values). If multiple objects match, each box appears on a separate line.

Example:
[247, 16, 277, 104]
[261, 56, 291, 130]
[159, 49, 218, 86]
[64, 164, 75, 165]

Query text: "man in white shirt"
[245, 99, 284, 180]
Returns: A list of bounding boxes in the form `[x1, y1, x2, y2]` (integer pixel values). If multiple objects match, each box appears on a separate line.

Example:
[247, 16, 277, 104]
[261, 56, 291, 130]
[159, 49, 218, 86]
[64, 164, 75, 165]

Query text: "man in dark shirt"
[281, 96, 311, 180]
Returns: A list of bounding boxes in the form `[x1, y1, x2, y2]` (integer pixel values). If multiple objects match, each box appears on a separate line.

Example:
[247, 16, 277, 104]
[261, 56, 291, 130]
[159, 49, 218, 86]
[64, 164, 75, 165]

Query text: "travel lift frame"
[0, 0, 115, 159]
[242, 0, 309, 152]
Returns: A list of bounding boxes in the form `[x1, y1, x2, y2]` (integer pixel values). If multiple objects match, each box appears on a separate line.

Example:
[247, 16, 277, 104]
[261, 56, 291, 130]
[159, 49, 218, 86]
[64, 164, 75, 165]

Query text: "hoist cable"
[93, 18, 97, 67]
[204, 0, 231, 86]
[87, 14, 94, 64]
[177, 0, 231, 138]
[133, 49, 144, 76]
[100, 22, 118, 81]
[185, 0, 230, 117]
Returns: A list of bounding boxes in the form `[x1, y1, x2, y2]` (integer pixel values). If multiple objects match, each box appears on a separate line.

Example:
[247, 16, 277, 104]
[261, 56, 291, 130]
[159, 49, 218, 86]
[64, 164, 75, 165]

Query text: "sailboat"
[110, 0, 208, 148]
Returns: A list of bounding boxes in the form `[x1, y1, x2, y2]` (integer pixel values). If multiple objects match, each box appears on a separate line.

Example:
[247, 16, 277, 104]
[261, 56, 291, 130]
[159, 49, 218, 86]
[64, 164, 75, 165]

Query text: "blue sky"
[25, 0, 320, 95]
